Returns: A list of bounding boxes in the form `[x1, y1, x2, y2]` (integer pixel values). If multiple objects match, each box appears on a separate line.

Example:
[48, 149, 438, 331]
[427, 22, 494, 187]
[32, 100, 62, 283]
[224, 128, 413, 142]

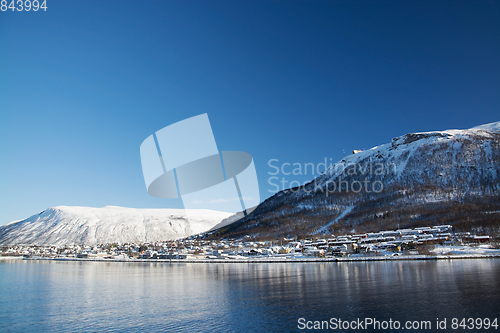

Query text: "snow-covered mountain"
[0, 206, 232, 246]
[214, 121, 500, 238]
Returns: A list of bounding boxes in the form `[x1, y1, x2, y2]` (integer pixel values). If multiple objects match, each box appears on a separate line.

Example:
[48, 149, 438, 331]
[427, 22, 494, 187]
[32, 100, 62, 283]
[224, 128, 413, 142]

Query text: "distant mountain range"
[211, 121, 500, 239]
[0, 206, 231, 246]
[2, 122, 498, 246]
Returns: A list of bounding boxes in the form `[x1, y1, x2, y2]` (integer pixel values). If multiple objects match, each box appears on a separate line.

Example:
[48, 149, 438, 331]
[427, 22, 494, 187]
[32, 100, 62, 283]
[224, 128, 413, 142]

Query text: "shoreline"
[9, 253, 500, 263]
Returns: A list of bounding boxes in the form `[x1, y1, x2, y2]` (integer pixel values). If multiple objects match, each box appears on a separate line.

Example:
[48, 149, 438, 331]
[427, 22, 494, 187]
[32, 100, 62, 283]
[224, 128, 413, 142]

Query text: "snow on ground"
[314, 206, 354, 234]
[471, 121, 500, 132]
[431, 244, 500, 255]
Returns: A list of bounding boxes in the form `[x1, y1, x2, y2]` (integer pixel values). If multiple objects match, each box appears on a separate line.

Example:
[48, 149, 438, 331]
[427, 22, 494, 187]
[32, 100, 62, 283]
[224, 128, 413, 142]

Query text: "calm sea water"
[0, 259, 499, 332]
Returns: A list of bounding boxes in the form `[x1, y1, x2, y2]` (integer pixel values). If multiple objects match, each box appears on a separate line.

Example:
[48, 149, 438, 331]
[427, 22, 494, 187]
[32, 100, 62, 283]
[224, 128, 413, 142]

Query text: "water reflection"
[0, 259, 499, 332]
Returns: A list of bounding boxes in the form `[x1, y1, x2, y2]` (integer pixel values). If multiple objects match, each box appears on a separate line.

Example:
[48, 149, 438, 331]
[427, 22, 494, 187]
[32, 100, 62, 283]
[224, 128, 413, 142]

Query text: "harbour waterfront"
[1, 259, 499, 332]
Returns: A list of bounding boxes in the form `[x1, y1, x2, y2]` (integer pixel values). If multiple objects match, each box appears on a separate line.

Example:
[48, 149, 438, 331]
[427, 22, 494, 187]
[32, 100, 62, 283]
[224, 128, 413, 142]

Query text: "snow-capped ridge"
[471, 121, 500, 133]
[391, 132, 451, 149]
[0, 206, 232, 246]
[320, 121, 499, 178]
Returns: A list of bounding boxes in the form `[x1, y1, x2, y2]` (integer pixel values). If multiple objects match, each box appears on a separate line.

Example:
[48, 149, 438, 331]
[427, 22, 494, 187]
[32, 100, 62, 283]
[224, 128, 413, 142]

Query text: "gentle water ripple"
[0, 259, 499, 332]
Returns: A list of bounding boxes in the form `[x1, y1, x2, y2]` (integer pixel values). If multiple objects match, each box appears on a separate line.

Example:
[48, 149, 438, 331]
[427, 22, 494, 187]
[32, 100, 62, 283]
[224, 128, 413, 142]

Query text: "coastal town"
[2, 225, 498, 261]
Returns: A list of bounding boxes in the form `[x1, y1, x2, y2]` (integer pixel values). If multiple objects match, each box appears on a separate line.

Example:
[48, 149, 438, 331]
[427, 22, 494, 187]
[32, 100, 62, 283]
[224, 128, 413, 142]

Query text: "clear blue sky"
[1, 0, 499, 225]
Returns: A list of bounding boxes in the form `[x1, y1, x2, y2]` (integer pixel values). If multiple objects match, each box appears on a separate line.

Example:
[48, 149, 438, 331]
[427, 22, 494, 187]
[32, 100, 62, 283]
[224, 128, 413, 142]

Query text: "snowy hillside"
[313, 121, 500, 190]
[213, 121, 500, 238]
[0, 206, 232, 246]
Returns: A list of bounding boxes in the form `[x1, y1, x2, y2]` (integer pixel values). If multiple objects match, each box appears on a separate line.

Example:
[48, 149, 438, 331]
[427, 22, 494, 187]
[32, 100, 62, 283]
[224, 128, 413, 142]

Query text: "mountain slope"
[213, 121, 500, 239]
[0, 206, 232, 246]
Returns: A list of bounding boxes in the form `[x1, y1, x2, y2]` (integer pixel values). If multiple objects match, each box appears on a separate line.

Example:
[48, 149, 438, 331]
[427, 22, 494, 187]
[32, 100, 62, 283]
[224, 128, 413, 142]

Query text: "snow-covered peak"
[389, 121, 500, 148]
[0, 206, 233, 246]
[470, 121, 500, 133]
[314, 120, 499, 185]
